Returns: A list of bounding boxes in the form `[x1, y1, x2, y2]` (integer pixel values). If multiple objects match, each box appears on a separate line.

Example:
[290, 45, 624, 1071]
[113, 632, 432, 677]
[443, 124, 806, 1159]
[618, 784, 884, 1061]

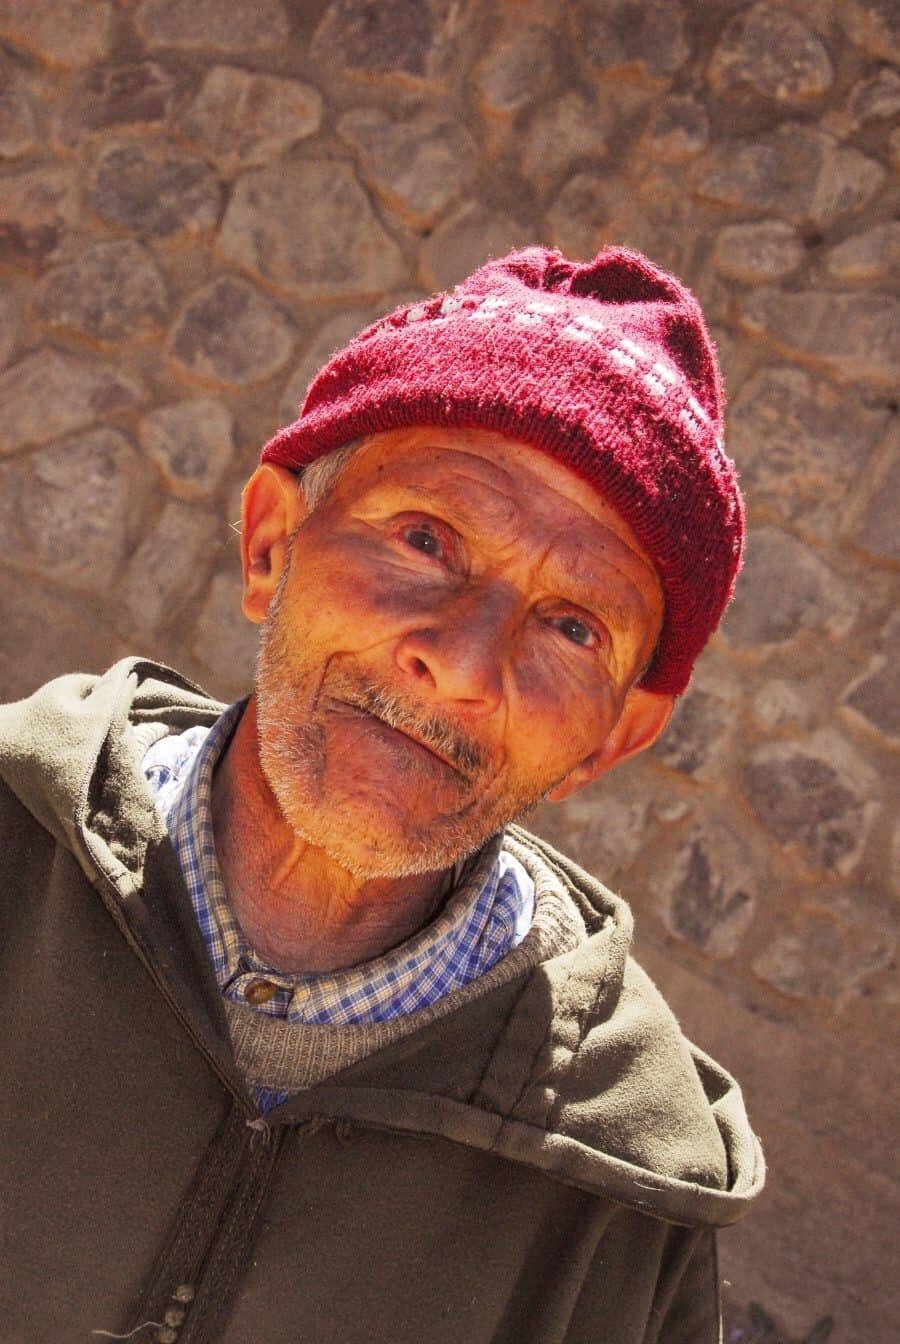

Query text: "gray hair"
[297, 439, 364, 511]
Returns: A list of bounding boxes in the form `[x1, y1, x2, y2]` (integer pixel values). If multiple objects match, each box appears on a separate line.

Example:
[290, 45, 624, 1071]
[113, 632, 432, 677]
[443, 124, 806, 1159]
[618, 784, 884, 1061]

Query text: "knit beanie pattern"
[262, 246, 744, 696]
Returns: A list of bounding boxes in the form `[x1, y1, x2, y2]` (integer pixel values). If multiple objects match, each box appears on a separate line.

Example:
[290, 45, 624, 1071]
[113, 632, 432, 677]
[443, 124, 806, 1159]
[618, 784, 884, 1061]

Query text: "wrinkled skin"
[213, 427, 673, 973]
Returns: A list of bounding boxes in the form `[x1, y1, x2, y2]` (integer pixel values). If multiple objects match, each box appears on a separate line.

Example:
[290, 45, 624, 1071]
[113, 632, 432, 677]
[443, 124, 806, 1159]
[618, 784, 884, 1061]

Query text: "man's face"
[249, 427, 668, 879]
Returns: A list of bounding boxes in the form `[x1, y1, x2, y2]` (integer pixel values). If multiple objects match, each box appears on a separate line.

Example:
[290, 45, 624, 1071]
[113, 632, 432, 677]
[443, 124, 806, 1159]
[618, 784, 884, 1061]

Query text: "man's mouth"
[326, 694, 481, 780]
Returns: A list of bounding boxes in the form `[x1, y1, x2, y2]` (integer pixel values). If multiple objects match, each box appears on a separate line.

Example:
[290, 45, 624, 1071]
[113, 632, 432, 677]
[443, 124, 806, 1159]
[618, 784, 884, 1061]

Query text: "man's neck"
[210, 699, 451, 975]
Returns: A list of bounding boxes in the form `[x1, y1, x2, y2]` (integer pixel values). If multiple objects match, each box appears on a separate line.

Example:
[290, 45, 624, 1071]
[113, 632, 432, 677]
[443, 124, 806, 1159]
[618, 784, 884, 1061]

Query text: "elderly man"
[1, 247, 762, 1343]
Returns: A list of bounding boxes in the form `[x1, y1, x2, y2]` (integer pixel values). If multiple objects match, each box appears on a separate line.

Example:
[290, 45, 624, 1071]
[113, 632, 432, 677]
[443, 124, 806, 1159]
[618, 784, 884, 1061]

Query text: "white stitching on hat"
[608, 347, 639, 373]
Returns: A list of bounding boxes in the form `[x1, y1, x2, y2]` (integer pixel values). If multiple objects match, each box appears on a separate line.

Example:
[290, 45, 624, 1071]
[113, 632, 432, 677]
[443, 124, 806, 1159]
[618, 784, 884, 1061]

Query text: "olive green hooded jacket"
[0, 659, 764, 1344]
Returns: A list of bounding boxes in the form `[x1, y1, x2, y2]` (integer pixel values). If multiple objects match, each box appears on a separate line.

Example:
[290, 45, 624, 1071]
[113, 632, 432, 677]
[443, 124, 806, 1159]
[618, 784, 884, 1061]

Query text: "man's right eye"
[404, 525, 444, 557]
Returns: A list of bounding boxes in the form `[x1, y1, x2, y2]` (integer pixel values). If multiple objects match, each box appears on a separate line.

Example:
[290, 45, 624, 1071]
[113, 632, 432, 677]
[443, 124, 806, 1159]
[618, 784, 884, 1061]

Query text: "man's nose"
[393, 597, 508, 715]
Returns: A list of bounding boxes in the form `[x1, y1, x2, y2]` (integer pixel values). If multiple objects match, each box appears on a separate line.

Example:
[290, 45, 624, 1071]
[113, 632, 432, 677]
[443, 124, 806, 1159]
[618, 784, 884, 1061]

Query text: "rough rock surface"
[571, 0, 690, 82]
[168, 276, 295, 387]
[34, 241, 169, 342]
[708, 4, 833, 105]
[90, 142, 221, 242]
[139, 398, 234, 498]
[60, 61, 177, 142]
[121, 498, 221, 633]
[728, 366, 889, 536]
[218, 160, 407, 298]
[136, 0, 290, 52]
[339, 106, 477, 230]
[0, 351, 143, 454]
[741, 287, 899, 385]
[722, 525, 855, 648]
[641, 96, 709, 161]
[192, 570, 258, 682]
[0, 55, 38, 158]
[310, 0, 440, 83]
[0, 164, 78, 270]
[0, 428, 149, 588]
[0, 0, 113, 68]
[697, 125, 884, 226]
[180, 67, 322, 175]
[420, 202, 524, 290]
[473, 23, 556, 118]
[741, 733, 880, 876]
[655, 820, 758, 958]
[712, 221, 803, 283]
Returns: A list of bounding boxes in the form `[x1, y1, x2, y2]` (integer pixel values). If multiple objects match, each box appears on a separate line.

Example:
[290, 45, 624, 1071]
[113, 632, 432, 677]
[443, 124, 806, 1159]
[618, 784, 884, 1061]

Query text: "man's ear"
[240, 464, 308, 624]
[545, 688, 675, 803]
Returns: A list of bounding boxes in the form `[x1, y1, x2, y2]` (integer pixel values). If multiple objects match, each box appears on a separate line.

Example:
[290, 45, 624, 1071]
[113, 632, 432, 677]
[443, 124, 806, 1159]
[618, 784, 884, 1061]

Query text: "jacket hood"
[0, 658, 764, 1230]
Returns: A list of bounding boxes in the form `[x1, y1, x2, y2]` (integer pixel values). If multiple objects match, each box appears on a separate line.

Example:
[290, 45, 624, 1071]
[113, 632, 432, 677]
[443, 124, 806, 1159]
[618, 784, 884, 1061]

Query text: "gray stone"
[34, 241, 169, 343]
[0, 164, 77, 271]
[218, 159, 407, 299]
[136, 0, 290, 52]
[59, 61, 177, 143]
[0, 55, 37, 158]
[825, 223, 900, 283]
[728, 367, 889, 534]
[656, 821, 757, 958]
[90, 142, 221, 243]
[697, 124, 884, 227]
[0, 0, 113, 67]
[521, 92, 610, 193]
[339, 106, 477, 231]
[852, 452, 900, 562]
[544, 174, 609, 262]
[168, 276, 295, 388]
[139, 398, 234, 499]
[641, 96, 709, 162]
[473, 23, 556, 118]
[741, 288, 899, 387]
[180, 67, 322, 175]
[753, 899, 894, 1000]
[420, 202, 525, 291]
[0, 351, 144, 455]
[652, 676, 735, 778]
[843, 652, 900, 743]
[571, 0, 690, 82]
[751, 678, 818, 733]
[310, 0, 437, 83]
[192, 571, 258, 686]
[593, 178, 690, 275]
[532, 768, 656, 885]
[279, 309, 371, 423]
[709, 3, 833, 105]
[722, 525, 855, 649]
[846, 67, 900, 124]
[0, 429, 150, 589]
[121, 498, 222, 634]
[0, 288, 17, 368]
[741, 732, 880, 876]
[838, 0, 900, 61]
[0, 570, 121, 702]
[712, 220, 803, 283]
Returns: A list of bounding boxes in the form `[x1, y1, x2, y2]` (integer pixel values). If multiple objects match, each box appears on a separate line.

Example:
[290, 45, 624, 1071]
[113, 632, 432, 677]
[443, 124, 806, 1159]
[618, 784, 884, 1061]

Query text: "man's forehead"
[347, 426, 660, 576]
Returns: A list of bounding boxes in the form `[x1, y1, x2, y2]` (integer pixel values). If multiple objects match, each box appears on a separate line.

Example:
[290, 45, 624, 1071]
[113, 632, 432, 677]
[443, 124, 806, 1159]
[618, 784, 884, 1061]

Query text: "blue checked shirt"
[143, 702, 535, 1107]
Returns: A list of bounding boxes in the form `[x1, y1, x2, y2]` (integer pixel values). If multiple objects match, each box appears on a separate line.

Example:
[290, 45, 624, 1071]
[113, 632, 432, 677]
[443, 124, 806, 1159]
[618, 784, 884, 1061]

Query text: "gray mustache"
[336, 679, 489, 777]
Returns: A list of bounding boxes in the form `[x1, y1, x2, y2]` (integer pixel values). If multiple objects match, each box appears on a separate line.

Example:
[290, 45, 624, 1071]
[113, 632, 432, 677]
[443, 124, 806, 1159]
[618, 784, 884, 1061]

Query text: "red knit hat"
[262, 246, 744, 696]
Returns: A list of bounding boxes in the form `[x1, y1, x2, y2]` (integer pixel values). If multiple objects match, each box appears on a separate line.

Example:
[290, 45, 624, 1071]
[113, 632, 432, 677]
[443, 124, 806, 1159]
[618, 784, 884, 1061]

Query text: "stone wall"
[0, 1, 896, 1340]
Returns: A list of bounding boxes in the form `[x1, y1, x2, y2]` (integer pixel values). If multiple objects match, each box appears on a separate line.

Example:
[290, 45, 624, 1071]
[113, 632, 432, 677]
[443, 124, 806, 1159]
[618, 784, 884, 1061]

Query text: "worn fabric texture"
[0, 659, 764, 1344]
